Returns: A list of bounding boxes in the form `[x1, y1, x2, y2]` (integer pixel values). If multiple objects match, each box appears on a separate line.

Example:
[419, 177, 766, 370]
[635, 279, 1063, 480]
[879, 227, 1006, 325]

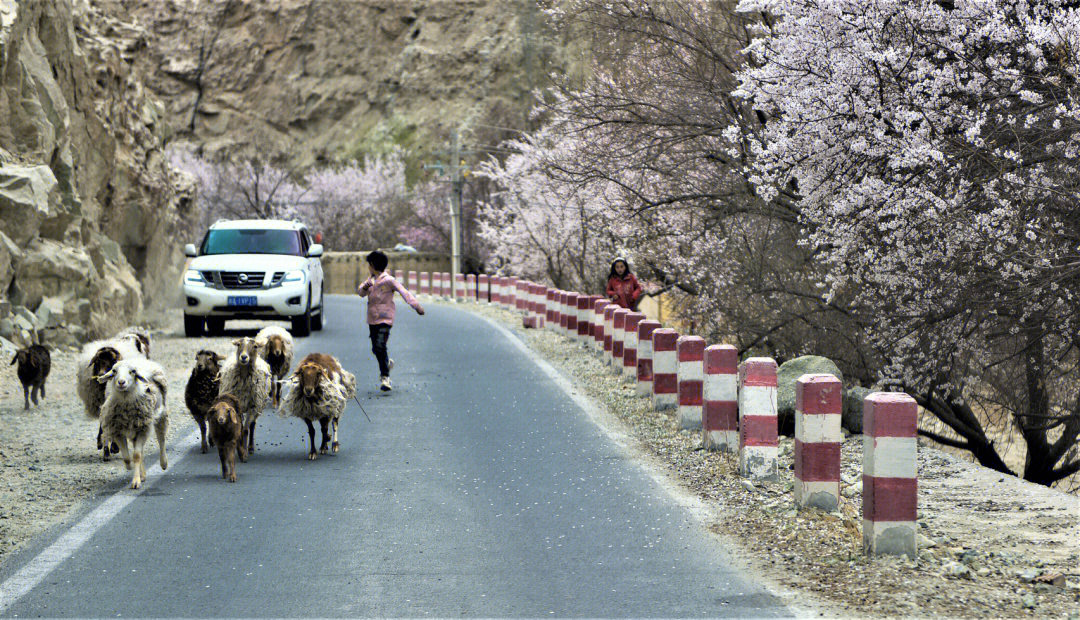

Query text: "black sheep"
[184, 350, 223, 453]
[11, 345, 51, 410]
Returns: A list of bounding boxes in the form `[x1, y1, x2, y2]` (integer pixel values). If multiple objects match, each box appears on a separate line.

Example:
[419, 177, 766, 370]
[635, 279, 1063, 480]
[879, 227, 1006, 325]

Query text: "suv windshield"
[200, 229, 303, 256]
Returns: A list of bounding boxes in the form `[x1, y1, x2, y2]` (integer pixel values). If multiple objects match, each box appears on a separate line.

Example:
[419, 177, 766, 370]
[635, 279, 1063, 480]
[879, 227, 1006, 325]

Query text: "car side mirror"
[184, 244, 198, 258]
[307, 244, 324, 258]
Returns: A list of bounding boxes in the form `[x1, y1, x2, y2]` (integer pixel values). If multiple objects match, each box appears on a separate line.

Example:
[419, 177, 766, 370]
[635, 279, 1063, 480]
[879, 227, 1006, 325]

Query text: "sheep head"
[90, 347, 121, 379]
[295, 362, 329, 399]
[195, 349, 225, 374]
[209, 394, 241, 428]
[232, 337, 261, 366]
[99, 361, 140, 392]
[263, 335, 287, 363]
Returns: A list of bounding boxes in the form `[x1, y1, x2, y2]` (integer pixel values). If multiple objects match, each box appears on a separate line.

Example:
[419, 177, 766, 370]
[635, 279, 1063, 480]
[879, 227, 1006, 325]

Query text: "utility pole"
[449, 130, 464, 291]
[425, 129, 468, 299]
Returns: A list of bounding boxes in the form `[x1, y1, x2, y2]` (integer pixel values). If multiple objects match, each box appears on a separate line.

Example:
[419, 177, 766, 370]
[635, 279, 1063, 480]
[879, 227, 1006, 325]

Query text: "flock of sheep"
[8, 324, 358, 489]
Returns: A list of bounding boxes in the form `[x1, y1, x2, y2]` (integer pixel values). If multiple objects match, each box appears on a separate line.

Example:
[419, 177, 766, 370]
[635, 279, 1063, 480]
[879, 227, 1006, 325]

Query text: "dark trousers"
[369, 324, 392, 377]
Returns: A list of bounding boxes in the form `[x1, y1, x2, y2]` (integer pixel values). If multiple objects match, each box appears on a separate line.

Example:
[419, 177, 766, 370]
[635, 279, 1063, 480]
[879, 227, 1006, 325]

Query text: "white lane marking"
[0, 430, 198, 614]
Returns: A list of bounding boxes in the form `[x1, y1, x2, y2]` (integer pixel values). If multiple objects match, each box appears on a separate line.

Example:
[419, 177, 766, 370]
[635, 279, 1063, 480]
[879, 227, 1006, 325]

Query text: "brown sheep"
[11, 344, 51, 410]
[207, 394, 246, 482]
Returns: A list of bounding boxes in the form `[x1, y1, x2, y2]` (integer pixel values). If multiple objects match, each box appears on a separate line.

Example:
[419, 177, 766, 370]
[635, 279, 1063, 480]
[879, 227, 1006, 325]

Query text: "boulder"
[0, 230, 21, 295]
[0, 336, 17, 359]
[13, 239, 95, 311]
[0, 165, 60, 246]
[843, 386, 874, 434]
[13, 305, 36, 327]
[34, 295, 66, 329]
[0, 318, 13, 340]
[776, 355, 844, 435]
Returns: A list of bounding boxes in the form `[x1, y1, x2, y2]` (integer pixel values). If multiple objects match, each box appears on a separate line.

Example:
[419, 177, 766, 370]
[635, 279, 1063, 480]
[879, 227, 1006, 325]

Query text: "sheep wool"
[76, 338, 145, 420]
[278, 376, 346, 422]
[219, 354, 273, 427]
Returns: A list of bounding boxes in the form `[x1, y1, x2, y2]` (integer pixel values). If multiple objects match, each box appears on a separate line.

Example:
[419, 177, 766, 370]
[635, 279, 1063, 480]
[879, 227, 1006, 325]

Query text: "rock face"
[776, 355, 844, 436]
[117, 0, 559, 161]
[0, 0, 195, 340]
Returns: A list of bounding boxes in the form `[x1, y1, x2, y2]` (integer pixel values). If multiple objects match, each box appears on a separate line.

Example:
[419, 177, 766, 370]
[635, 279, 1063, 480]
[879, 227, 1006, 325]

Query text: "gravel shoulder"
[451, 300, 1080, 619]
[0, 316, 264, 571]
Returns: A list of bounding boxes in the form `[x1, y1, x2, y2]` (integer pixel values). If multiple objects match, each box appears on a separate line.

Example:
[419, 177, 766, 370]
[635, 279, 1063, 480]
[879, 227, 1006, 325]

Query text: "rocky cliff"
[0, 0, 194, 350]
[117, 0, 557, 162]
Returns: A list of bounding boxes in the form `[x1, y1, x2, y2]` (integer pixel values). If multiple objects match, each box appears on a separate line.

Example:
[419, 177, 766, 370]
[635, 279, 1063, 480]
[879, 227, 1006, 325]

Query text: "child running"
[357, 250, 425, 391]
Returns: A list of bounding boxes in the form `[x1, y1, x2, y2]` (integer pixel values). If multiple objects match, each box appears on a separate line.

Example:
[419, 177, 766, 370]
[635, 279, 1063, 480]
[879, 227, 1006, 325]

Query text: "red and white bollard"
[454, 273, 466, 301]
[535, 284, 547, 328]
[603, 305, 617, 365]
[395, 269, 405, 282]
[466, 274, 477, 301]
[575, 295, 590, 343]
[703, 345, 738, 452]
[622, 312, 645, 380]
[636, 319, 661, 397]
[478, 274, 489, 304]
[677, 336, 706, 430]
[506, 277, 518, 310]
[566, 293, 579, 337]
[611, 308, 629, 371]
[407, 270, 418, 291]
[593, 299, 609, 351]
[863, 392, 918, 556]
[490, 276, 501, 305]
[738, 358, 779, 481]
[795, 374, 843, 511]
[651, 328, 678, 410]
[419, 272, 430, 296]
[513, 280, 524, 312]
[442, 272, 451, 299]
[546, 289, 557, 329]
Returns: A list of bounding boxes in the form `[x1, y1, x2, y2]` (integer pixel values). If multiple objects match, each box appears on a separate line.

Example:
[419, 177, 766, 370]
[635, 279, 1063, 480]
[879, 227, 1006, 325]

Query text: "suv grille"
[219, 271, 265, 289]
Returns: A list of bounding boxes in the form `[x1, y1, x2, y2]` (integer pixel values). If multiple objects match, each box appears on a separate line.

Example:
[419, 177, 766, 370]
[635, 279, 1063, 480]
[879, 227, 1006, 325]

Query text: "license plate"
[227, 296, 257, 307]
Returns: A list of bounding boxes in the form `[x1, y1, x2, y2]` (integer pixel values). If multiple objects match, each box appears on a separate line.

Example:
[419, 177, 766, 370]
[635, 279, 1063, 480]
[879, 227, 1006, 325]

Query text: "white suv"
[182, 219, 325, 337]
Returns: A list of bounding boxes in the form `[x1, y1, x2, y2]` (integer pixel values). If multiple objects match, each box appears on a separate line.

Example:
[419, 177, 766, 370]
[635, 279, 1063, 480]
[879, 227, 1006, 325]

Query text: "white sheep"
[76, 337, 146, 461]
[98, 357, 168, 489]
[116, 326, 152, 358]
[255, 325, 293, 407]
[219, 337, 273, 456]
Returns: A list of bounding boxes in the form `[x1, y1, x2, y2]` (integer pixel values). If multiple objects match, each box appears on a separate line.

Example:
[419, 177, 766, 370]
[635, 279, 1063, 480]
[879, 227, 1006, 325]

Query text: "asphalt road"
[1, 296, 790, 618]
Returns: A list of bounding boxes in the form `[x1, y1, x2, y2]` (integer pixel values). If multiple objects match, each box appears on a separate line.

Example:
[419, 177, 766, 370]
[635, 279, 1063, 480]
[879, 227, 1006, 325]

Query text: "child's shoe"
[380, 376, 392, 392]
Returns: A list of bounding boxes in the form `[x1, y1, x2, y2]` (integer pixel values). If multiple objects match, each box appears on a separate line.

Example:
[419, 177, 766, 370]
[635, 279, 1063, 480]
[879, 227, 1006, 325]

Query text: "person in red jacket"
[606, 257, 643, 310]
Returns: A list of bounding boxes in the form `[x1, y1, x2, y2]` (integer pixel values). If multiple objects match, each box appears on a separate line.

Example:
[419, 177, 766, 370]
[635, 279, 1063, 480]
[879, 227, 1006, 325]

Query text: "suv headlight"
[185, 269, 208, 286]
[282, 270, 306, 284]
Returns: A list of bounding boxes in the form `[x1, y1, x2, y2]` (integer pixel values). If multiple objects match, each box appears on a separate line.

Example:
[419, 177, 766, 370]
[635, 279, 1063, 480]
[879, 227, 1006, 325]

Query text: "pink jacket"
[358, 272, 423, 325]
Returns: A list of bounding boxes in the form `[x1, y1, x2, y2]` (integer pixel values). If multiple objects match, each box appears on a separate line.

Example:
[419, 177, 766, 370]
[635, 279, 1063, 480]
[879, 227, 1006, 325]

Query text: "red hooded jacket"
[606, 273, 642, 310]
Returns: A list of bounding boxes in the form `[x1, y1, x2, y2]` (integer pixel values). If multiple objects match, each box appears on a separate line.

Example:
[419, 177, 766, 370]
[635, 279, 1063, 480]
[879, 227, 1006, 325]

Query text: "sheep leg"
[132, 432, 149, 489]
[155, 415, 168, 471]
[305, 419, 317, 461]
[247, 418, 257, 454]
[331, 416, 340, 453]
[237, 426, 249, 463]
[40, 381, 45, 399]
[114, 435, 132, 471]
[22, 385, 29, 410]
[319, 417, 331, 455]
[217, 443, 230, 479]
[31, 384, 40, 407]
[197, 415, 208, 454]
[98, 425, 112, 462]
[226, 442, 237, 483]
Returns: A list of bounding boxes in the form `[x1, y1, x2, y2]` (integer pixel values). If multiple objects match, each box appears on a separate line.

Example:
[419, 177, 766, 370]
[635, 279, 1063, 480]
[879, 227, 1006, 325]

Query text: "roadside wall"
[322, 251, 450, 294]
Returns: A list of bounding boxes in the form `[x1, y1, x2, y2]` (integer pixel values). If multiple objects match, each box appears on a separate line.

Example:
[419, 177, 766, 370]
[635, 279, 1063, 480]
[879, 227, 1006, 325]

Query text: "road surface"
[0, 296, 790, 617]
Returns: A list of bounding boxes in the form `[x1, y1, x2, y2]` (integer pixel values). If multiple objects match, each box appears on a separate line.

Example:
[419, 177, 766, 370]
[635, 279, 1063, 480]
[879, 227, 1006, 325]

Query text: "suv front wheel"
[184, 314, 203, 338]
[291, 292, 312, 337]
